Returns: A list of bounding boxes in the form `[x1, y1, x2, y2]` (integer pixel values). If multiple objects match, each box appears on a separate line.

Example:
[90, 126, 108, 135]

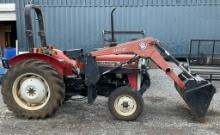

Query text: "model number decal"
[113, 48, 127, 53]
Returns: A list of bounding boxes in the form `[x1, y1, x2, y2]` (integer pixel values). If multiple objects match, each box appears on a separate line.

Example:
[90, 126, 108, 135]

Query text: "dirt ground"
[0, 67, 220, 135]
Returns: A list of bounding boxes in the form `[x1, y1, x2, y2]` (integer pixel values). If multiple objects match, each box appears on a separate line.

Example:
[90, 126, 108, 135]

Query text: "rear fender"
[8, 53, 73, 75]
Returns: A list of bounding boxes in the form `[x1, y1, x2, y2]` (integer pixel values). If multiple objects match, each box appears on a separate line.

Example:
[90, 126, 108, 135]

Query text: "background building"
[0, 0, 220, 57]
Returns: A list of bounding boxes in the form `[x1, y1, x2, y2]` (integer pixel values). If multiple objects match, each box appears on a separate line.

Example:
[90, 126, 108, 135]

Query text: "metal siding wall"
[0, 0, 15, 3]
[15, 0, 26, 51]
[1, 0, 220, 56]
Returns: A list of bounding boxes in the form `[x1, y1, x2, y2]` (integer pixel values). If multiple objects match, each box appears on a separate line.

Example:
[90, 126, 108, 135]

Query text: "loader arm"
[91, 37, 185, 89]
[90, 37, 216, 118]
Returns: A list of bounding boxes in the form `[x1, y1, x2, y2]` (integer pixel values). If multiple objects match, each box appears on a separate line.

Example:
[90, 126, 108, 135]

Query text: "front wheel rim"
[12, 73, 50, 111]
[114, 95, 137, 117]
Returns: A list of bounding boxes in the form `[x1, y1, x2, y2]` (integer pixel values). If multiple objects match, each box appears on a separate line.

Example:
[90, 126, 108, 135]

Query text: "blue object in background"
[4, 47, 16, 60]
[0, 47, 14, 83]
[0, 67, 5, 75]
[0, 67, 6, 84]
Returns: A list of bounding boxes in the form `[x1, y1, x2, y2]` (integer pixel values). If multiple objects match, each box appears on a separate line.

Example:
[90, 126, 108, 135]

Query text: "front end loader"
[1, 4, 216, 121]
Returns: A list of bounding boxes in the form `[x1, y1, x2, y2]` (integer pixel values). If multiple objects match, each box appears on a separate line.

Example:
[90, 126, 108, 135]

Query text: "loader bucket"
[177, 74, 216, 118]
[154, 41, 216, 117]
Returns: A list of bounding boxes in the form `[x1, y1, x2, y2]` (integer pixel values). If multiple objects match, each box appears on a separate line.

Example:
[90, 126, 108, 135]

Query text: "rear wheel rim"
[114, 95, 137, 117]
[12, 73, 50, 111]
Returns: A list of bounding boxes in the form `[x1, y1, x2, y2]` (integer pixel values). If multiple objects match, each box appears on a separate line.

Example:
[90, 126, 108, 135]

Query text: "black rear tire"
[108, 86, 144, 121]
[1, 59, 65, 119]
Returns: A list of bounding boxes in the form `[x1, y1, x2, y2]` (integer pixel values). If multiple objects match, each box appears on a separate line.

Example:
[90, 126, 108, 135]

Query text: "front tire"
[142, 71, 151, 88]
[1, 59, 65, 119]
[108, 86, 144, 121]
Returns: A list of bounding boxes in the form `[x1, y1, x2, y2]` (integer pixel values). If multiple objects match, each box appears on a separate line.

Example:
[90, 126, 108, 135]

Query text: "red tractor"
[1, 4, 216, 120]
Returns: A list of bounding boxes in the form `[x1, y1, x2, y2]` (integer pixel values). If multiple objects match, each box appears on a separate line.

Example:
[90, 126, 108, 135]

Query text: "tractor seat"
[63, 49, 83, 59]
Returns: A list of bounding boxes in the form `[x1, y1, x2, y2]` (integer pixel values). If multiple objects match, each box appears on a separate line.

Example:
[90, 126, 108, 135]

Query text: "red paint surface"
[127, 74, 137, 90]
[96, 54, 135, 62]
[91, 37, 185, 89]
[8, 52, 74, 76]
[8, 37, 186, 90]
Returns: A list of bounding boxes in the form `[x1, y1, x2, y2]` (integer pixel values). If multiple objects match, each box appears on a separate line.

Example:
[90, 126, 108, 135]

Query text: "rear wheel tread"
[2, 59, 65, 119]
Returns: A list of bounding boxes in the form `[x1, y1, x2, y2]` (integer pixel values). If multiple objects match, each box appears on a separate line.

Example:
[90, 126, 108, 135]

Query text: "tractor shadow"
[55, 98, 114, 122]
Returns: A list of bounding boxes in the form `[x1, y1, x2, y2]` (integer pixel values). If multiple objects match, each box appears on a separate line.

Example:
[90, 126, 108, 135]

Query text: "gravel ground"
[0, 65, 220, 135]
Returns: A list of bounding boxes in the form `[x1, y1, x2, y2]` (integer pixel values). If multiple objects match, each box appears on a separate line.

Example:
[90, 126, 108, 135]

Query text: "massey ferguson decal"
[139, 41, 147, 50]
